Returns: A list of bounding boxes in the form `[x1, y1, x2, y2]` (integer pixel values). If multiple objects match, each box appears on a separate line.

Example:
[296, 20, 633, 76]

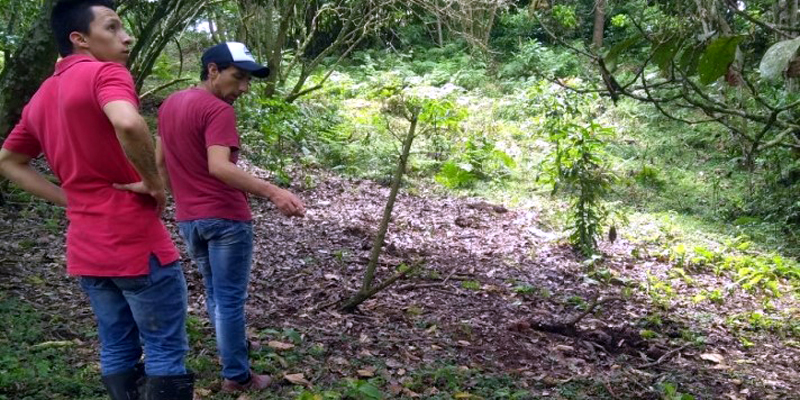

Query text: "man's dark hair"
[51, 0, 116, 57]
[200, 62, 231, 81]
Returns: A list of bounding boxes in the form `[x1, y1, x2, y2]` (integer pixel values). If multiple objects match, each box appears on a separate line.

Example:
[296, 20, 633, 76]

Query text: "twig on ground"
[429, 288, 460, 297]
[396, 282, 446, 291]
[639, 344, 691, 368]
[441, 269, 458, 284]
[508, 330, 539, 343]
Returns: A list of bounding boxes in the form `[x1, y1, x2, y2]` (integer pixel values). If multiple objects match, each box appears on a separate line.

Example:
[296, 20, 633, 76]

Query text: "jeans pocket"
[204, 220, 252, 245]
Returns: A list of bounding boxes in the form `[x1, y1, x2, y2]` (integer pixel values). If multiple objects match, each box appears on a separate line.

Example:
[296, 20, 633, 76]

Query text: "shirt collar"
[54, 54, 98, 75]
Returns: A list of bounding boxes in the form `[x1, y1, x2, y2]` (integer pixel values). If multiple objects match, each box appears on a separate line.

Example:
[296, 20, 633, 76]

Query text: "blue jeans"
[79, 256, 188, 376]
[179, 219, 253, 382]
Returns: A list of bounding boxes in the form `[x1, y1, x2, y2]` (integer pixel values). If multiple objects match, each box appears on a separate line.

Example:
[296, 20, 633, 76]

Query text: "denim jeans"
[79, 255, 188, 377]
[179, 219, 253, 382]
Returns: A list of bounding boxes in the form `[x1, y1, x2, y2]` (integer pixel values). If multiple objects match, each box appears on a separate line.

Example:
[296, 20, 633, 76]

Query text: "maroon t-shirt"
[157, 88, 251, 222]
[2, 55, 179, 276]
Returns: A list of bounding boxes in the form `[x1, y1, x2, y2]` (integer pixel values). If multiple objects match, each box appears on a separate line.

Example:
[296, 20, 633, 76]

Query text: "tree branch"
[139, 78, 192, 100]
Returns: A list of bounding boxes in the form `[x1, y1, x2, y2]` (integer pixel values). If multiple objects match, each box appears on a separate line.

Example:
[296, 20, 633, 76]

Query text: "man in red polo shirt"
[0, 1, 192, 399]
[156, 42, 304, 393]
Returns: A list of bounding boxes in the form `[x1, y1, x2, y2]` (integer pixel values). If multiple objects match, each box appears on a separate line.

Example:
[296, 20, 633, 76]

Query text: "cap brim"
[233, 61, 270, 78]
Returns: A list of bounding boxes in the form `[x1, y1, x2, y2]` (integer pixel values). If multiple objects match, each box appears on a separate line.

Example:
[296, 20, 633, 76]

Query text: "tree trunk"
[340, 110, 419, 312]
[592, 0, 606, 48]
[208, 14, 220, 43]
[127, 0, 208, 91]
[483, 4, 498, 47]
[436, 15, 443, 47]
[0, 0, 57, 145]
[267, 0, 297, 98]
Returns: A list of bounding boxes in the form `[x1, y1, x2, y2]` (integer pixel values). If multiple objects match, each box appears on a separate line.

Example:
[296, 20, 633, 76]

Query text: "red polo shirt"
[157, 88, 251, 222]
[2, 55, 179, 277]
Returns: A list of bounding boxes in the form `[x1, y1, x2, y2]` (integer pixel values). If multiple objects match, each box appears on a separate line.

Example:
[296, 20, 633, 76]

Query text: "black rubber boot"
[144, 372, 194, 400]
[133, 363, 146, 389]
[102, 366, 144, 400]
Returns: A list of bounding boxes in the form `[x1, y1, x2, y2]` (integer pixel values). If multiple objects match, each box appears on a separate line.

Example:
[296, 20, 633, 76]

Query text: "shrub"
[539, 93, 620, 256]
[237, 95, 342, 184]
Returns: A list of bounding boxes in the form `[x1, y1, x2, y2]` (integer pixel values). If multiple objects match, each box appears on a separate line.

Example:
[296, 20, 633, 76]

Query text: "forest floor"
[1, 164, 798, 400]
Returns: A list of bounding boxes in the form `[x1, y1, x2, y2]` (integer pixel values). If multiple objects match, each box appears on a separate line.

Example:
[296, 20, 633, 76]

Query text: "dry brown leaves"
[1, 164, 798, 399]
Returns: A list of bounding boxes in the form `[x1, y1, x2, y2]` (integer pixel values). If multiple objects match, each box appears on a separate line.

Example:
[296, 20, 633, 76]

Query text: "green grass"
[0, 293, 104, 400]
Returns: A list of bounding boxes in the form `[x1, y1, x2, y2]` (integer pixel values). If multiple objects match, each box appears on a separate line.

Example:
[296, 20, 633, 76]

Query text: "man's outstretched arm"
[0, 149, 67, 207]
[103, 100, 166, 212]
[207, 145, 305, 217]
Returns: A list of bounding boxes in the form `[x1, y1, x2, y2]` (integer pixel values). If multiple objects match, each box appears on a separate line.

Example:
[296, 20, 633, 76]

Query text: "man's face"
[208, 64, 251, 104]
[76, 6, 132, 65]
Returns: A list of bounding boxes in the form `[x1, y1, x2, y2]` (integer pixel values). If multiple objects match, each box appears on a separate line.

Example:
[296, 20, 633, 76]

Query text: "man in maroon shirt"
[157, 42, 304, 393]
[0, 1, 192, 399]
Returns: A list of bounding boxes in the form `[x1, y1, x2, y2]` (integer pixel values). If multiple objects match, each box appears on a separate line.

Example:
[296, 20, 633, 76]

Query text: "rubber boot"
[133, 363, 146, 389]
[102, 365, 144, 400]
[144, 372, 194, 400]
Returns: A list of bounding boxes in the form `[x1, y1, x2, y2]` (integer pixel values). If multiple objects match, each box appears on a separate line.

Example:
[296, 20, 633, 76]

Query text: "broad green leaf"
[492, 149, 517, 168]
[662, 383, 677, 395]
[283, 328, 302, 344]
[358, 383, 383, 399]
[745, 275, 763, 289]
[698, 36, 744, 84]
[678, 43, 703, 76]
[759, 36, 800, 80]
[435, 161, 477, 188]
[604, 34, 644, 72]
[652, 38, 683, 75]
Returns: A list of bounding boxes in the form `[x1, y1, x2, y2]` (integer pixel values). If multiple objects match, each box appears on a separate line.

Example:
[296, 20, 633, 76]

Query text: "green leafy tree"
[539, 92, 619, 256]
[531, 0, 800, 165]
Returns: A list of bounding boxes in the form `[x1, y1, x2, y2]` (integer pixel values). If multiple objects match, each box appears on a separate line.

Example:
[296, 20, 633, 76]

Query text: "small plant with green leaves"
[692, 288, 725, 304]
[634, 165, 666, 188]
[662, 238, 799, 297]
[668, 267, 695, 285]
[513, 284, 536, 294]
[645, 272, 676, 309]
[689, 245, 723, 269]
[680, 329, 708, 345]
[640, 329, 659, 339]
[567, 295, 588, 310]
[670, 244, 688, 268]
[538, 92, 622, 256]
[461, 280, 482, 291]
[659, 382, 695, 400]
[343, 379, 384, 400]
[435, 133, 516, 189]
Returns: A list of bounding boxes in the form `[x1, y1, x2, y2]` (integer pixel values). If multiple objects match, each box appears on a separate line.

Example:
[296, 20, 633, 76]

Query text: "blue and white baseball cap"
[201, 42, 269, 78]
